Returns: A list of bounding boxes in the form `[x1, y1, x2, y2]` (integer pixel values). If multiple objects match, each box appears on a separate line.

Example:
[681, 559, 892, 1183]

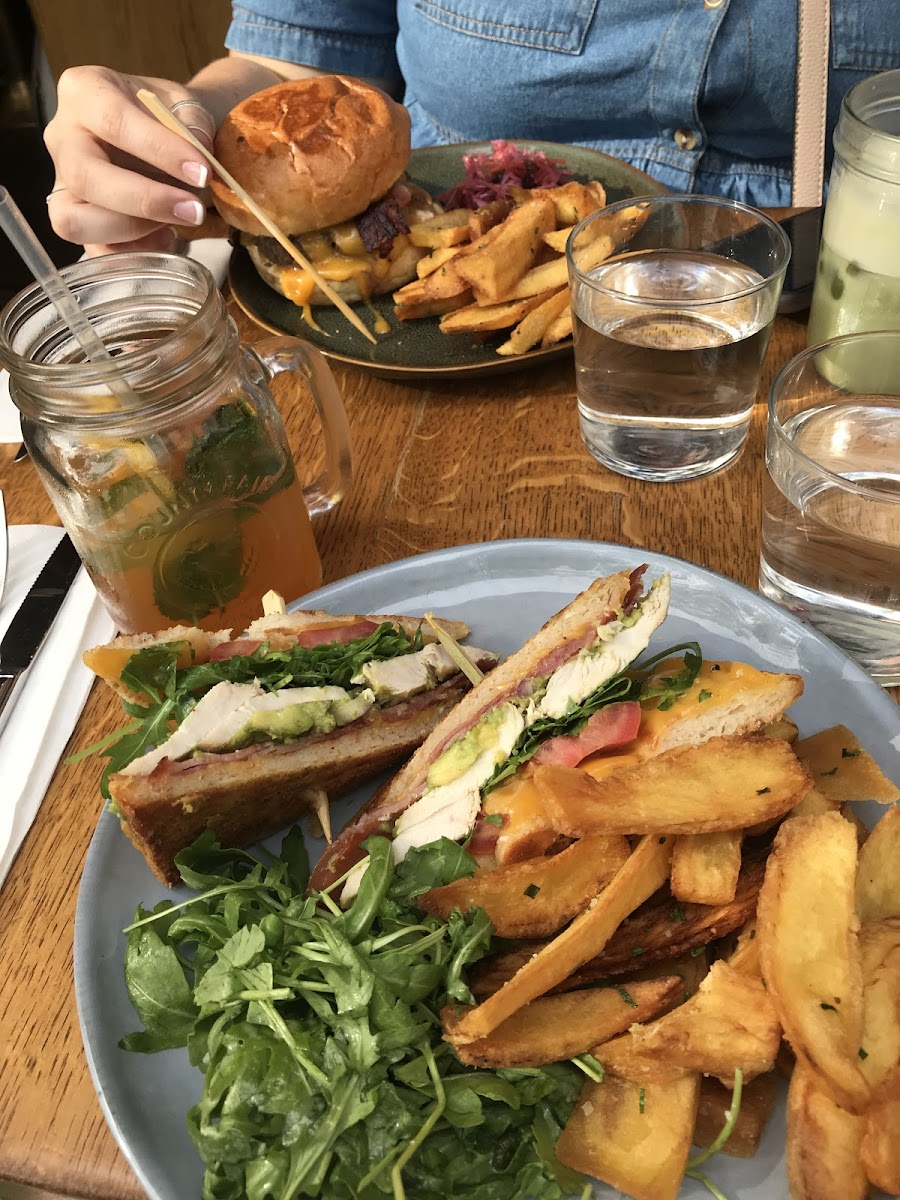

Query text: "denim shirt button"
[703, 0, 726, 8]
[674, 128, 699, 150]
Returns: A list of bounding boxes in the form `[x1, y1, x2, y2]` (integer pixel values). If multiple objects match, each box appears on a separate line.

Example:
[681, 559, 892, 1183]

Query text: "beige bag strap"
[793, 0, 832, 205]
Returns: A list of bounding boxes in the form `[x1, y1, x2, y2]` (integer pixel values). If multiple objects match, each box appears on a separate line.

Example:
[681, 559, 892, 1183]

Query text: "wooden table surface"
[0, 290, 894, 1200]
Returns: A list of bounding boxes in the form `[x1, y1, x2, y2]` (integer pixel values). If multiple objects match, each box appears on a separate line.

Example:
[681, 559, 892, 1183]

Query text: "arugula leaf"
[634, 641, 703, 710]
[120, 918, 197, 1052]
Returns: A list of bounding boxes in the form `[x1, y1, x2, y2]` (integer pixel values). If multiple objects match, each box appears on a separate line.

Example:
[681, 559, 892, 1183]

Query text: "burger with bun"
[210, 76, 442, 312]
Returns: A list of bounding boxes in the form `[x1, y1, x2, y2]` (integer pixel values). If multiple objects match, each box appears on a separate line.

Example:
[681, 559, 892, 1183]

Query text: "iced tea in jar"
[0, 253, 352, 634]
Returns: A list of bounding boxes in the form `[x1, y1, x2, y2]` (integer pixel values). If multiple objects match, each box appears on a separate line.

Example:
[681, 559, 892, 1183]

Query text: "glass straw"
[0, 186, 139, 406]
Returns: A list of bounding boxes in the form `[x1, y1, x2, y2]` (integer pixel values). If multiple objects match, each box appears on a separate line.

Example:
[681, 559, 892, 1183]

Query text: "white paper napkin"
[0, 238, 232, 444]
[0, 526, 115, 885]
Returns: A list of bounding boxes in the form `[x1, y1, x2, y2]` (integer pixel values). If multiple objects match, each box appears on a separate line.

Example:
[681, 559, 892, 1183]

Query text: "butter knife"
[0, 533, 82, 739]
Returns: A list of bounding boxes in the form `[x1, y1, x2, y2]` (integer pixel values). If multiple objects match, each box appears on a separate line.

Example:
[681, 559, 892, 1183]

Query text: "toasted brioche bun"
[210, 76, 411, 237]
[110, 679, 474, 886]
[244, 235, 427, 305]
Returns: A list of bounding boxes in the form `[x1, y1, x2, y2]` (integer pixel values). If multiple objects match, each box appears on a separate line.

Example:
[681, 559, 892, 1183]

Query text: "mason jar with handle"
[807, 69, 900, 347]
[0, 253, 352, 634]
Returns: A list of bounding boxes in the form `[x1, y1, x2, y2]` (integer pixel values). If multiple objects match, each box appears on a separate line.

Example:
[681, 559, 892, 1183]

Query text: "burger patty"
[246, 183, 424, 267]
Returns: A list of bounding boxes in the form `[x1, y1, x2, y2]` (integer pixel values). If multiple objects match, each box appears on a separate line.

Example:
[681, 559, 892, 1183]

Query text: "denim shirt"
[226, 1, 900, 206]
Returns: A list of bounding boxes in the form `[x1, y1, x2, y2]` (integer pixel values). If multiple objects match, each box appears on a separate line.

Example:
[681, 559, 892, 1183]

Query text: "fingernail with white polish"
[173, 198, 205, 226]
[182, 161, 209, 188]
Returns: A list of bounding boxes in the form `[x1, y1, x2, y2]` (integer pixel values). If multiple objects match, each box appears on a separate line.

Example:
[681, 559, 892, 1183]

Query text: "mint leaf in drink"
[152, 514, 246, 623]
[183, 400, 285, 502]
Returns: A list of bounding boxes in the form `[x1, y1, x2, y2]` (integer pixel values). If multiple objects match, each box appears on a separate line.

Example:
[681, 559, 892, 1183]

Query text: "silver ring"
[170, 98, 215, 129]
[45, 186, 68, 204]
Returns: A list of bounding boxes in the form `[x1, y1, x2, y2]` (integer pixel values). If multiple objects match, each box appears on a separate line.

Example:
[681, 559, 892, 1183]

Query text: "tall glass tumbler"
[567, 195, 790, 482]
[760, 331, 900, 686]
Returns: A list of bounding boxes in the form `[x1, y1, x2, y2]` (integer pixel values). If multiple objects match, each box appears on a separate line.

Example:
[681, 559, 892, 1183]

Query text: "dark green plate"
[229, 141, 667, 380]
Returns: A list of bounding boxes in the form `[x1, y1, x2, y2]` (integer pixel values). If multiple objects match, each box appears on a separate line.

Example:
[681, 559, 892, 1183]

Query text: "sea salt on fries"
[394, 183, 650, 355]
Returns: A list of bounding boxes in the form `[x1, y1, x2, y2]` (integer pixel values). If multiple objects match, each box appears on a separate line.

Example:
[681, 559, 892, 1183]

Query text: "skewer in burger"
[210, 76, 442, 315]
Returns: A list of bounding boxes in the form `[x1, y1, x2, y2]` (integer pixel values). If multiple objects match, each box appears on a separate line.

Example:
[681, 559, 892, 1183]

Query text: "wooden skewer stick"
[262, 589, 287, 616]
[309, 787, 333, 845]
[137, 89, 377, 345]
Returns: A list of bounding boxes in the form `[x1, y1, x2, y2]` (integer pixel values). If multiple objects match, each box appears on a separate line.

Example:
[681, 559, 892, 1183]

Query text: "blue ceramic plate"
[229, 141, 667, 379]
[75, 539, 900, 1200]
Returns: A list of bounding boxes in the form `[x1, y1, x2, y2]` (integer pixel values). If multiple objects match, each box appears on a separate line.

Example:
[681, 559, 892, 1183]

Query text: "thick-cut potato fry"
[727, 921, 762, 978]
[449, 834, 672, 1043]
[857, 804, 900, 920]
[693, 1074, 779, 1159]
[861, 1065, 900, 1194]
[542, 225, 577, 253]
[841, 801, 870, 847]
[627, 961, 781, 1083]
[496, 288, 570, 357]
[761, 717, 800, 743]
[859, 917, 900, 1088]
[394, 290, 474, 321]
[415, 245, 461, 279]
[482, 773, 557, 865]
[557, 1073, 701, 1200]
[441, 976, 681, 1068]
[468, 197, 513, 237]
[757, 812, 870, 1113]
[420, 833, 631, 937]
[420, 262, 472, 301]
[624, 949, 710, 1008]
[407, 208, 472, 248]
[541, 306, 573, 347]
[787, 1058, 868, 1200]
[455, 196, 555, 301]
[470, 849, 768, 998]
[670, 831, 743, 905]
[535, 735, 811, 837]
[594, 1033, 689, 1085]
[438, 294, 548, 335]
[507, 181, 603, 226]
[504, 253, 570, 300]
[795, 724, 899, 805]
[788, 785, 841, 820]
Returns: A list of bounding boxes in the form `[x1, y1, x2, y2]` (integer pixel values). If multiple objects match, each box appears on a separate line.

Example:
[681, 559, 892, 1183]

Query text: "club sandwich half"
[83, 609, 498, 884]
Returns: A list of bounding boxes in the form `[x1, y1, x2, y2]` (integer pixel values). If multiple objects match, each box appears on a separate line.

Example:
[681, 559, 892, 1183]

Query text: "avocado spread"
[426, 703, 520, 790]
[225, 690, 374, 750]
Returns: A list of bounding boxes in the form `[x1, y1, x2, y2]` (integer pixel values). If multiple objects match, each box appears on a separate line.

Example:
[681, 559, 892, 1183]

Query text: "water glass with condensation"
[567, 194, 791, 482]
[759, 330, 900, 686]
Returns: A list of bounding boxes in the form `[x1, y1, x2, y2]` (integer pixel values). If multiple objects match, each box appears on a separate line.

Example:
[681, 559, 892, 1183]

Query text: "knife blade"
[0, 533, 83, 739]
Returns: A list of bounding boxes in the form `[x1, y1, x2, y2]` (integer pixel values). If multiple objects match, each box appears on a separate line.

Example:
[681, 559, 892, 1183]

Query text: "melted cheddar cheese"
[485, 659, 777, 860]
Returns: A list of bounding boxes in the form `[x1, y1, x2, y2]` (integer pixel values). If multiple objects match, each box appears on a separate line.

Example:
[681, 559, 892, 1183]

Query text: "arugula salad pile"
[123, 832, 590, 1200]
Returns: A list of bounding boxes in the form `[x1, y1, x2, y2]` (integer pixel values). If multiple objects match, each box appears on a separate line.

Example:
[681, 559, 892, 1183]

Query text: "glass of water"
[759, 330, 900, 686]
[567, 194, 791, 481]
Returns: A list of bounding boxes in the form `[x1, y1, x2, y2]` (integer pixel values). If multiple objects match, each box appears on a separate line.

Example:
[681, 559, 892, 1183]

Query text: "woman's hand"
[44, 67, 216, 256]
